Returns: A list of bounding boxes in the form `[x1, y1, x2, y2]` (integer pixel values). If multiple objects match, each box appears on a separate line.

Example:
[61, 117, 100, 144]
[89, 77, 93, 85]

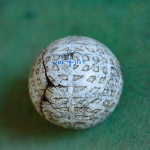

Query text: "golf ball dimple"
[28, 36, 123, 129]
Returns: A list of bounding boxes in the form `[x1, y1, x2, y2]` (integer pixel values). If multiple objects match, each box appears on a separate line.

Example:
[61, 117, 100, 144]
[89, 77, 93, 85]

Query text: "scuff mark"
[69, 52, 74, 59]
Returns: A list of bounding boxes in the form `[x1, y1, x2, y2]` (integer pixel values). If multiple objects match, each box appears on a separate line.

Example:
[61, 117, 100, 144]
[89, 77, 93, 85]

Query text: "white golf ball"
[29, 36, 123, 129]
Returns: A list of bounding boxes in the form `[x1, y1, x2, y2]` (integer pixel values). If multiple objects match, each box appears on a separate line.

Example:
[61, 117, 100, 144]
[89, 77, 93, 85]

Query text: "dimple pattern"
[29, 36, 123, 129]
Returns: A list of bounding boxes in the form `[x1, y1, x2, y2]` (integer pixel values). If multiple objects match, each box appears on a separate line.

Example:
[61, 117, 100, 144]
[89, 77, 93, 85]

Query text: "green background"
[0, 0, 150, 150]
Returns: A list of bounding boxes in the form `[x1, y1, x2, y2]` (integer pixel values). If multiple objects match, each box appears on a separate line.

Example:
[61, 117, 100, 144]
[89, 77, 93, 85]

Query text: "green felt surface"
[0, 0, 150, 150]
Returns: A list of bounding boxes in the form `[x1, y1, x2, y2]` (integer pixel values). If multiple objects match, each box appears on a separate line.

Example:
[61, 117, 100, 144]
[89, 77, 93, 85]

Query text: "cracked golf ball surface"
[29, 36, 123, 129]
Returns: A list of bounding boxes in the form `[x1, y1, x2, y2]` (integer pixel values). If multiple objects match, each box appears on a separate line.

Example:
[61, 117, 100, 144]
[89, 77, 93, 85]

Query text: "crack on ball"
[39, 52, 64, 117]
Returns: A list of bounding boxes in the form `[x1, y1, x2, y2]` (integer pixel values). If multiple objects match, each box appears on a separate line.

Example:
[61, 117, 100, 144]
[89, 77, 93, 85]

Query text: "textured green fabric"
[0, 0, 150, 150]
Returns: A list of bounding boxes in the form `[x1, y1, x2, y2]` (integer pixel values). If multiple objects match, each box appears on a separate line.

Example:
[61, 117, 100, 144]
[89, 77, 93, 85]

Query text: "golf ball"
[29, 36, 123, 129]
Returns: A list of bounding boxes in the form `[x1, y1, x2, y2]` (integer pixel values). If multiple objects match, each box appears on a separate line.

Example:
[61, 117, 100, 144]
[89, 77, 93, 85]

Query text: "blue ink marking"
[58, 61, 61, 64]
[75, 60, 78, 64]
[53, 60, 85, 66]
[66, 58, 74, 67]
[75, 60, 85, 65]
[53, 62, 57, 65]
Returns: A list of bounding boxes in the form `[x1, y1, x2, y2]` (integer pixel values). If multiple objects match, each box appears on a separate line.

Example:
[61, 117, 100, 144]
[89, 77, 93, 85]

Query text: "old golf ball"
[29, 36, 123, 129]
